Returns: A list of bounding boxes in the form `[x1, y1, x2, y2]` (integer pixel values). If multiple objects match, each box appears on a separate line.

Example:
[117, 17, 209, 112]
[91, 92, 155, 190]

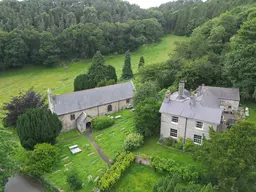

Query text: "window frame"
[195, 121, 203, 129]
[107, 104, 112, 112]
[70, 114, 75, 121]
[126, 99, 130, 104]
[170, 128, 178, 138]
[171, 116, 179, 124]
[193, 134, 202, 145]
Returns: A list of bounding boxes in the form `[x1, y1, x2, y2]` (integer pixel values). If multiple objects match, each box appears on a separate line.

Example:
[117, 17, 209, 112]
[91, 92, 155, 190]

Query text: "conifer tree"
[138, 56, 145, 68]
[17, 108, 62, 150]
[106, 65, 117, 82]
[121, 51, 133, 80]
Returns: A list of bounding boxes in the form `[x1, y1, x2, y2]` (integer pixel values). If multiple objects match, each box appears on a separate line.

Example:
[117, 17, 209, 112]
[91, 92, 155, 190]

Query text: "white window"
[171, 116, 179, 124]
[170, 129, 177, 138]
[196, 121, 203, 129]
[194, 135, 202, 144]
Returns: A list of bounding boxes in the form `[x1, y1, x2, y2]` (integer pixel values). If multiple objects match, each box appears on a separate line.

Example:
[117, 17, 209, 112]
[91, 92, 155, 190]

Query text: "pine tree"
[138, 56, 145, 68]
[121, 51, 133, 80]
[106, 65, 117, 82]
[17, 108, 62, 150]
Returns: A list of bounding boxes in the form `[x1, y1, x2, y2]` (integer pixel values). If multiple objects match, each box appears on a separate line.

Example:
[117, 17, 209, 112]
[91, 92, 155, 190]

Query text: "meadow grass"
[112, 164, 165, 192]
[0, 35, 186, 112]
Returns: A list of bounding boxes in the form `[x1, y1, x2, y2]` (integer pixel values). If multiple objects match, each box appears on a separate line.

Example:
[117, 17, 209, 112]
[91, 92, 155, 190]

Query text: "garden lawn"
[134, 137, 200, 167]
[45, 133, 107, 192]
[92, 110, 135, 160]
[244, 102, 256, 125]
[0, 35, 186, 116]
[113, 164, 165, 192]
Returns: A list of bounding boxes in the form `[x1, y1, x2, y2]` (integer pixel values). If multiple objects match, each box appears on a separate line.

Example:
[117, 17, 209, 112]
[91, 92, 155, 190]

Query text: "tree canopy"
[17, 108, 62, 150]
[3, 88, 46, 127]
[196, 121, 256, 191]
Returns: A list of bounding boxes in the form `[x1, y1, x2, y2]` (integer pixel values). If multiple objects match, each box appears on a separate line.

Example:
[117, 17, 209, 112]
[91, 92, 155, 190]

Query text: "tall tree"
[121, 51, 133, 80]
[138, 56, 145, 68]
[17, 108, 62, 150]
[196, 121, 256, 191]
[225, 18, 256, 99]
[3, 88, 46, 127]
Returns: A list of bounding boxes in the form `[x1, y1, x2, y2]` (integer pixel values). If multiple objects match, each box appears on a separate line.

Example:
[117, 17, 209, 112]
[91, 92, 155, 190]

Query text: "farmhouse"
[160, 81, 240, 144]
[48, 82, 135, 132]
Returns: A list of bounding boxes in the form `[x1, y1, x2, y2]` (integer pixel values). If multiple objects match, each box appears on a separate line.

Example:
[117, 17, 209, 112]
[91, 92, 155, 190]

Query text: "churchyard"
[44, 109, 201, 191]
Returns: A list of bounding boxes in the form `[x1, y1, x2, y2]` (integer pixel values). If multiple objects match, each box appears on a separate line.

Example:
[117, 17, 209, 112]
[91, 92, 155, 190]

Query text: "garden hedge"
[92, 116, 115, 130]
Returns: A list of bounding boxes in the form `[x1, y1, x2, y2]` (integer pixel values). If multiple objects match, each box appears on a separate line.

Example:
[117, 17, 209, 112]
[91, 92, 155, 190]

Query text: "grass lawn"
[0, 35, 186, 116]
[45, 133, 108, 192]
[244, 102, 256, 125]
[113, 164, 165, 192]
[92, 110, 135, 160]
[134, 137, 200, 167]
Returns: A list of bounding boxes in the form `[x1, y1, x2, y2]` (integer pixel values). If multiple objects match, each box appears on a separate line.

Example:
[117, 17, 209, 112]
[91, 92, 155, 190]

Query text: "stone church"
[48, 82, 135, 132]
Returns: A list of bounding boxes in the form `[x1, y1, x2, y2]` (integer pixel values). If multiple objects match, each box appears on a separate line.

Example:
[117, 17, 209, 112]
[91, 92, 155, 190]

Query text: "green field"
[113, 164, 165, 192]
[0, 35, 186, 112]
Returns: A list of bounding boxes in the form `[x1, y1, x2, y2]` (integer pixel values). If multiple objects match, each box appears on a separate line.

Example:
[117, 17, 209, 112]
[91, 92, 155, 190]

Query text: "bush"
[22, 143, 59, 176]
[124, 133, 144, 151]
[151, 156, 199, 183]
[98, 152, 135, 191]
[183, 139, 199, 153]
[159, 137, 177, 147]
[173, 136, 183, 150]
[66, 170, 83, 191]
[92, 116, 115, 130]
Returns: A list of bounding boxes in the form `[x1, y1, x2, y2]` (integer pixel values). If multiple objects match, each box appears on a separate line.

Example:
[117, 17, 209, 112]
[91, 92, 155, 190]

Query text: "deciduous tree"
[3, 89, 46, 127]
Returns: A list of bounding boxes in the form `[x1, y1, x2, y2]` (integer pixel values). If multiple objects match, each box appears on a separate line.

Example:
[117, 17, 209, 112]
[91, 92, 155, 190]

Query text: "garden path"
[84, 131, 111, 167]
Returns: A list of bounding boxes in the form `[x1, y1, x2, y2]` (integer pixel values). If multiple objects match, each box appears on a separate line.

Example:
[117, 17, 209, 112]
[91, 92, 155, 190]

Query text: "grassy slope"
[0, 35, 186, 110]
[113, 164, 165, 192]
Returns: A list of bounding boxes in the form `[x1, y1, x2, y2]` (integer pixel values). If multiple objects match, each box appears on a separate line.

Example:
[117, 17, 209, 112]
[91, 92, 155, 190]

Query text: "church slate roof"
[51, 81, 135, 115]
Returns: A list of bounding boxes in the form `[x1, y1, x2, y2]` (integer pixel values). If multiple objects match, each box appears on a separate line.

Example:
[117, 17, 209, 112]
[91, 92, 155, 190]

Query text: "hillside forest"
[0, 0, 254, 72]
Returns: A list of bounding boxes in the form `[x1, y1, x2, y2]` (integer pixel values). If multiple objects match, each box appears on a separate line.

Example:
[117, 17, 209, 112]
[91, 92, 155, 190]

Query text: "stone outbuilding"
[48, 81, 135, 132]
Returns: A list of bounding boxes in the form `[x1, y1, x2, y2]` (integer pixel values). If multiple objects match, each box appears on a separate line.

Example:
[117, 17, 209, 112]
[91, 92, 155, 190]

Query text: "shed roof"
[51, 82, 135, 115]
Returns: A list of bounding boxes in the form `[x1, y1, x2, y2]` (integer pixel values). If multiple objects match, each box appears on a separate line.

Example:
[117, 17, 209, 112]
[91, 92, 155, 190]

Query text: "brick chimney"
[178, 80, 185, 96]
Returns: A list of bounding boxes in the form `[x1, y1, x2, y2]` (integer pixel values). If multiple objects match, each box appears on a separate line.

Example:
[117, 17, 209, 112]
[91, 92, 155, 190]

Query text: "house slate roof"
[202, 86, 240, 101]
[52, 82, 135, 115]
[160, 86, 239, 125]
[160, 98, 223, 125]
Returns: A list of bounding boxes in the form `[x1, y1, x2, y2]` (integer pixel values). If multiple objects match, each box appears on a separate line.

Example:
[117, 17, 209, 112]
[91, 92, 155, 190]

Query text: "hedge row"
[151, 156, 199, 183]
[98, 152, 135, 191]
[92, 116, 115, 130]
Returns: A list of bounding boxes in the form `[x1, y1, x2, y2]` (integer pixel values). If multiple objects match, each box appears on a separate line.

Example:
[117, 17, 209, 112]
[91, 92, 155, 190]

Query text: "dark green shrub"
[124, 133, 144, 151]
[17, 108, 62, 150]
[66, 170, 83, 191]
[92, 116, 115, 130]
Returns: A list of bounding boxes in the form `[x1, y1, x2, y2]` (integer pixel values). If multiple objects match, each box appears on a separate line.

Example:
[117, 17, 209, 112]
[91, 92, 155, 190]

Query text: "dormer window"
[171, 116, 178, 124]
[196, 121, 203, 129]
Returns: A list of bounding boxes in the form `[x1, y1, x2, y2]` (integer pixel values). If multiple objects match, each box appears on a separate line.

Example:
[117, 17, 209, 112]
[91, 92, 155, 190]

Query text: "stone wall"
[59, 98, 132, 132]
[160, 113, 218, 142]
